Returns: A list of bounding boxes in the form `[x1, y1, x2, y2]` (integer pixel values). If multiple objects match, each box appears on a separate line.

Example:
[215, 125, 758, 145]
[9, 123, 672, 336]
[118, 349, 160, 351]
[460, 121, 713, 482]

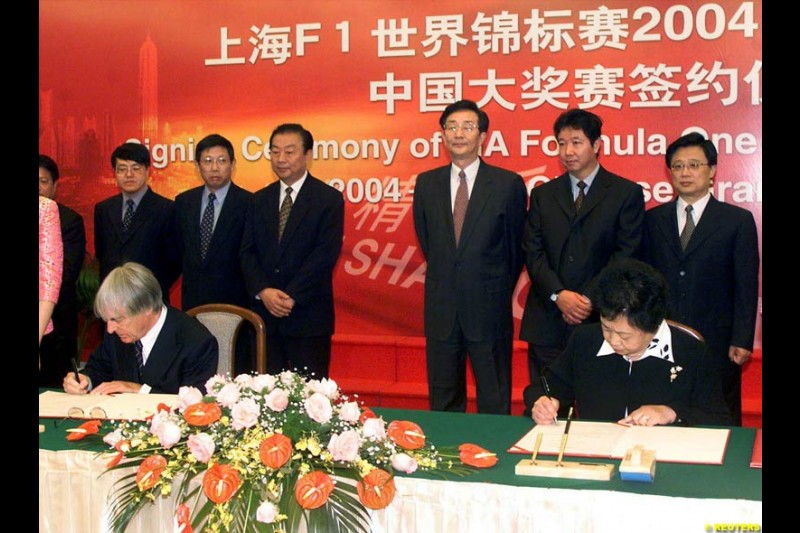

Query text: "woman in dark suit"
[525, 258, 732, 427]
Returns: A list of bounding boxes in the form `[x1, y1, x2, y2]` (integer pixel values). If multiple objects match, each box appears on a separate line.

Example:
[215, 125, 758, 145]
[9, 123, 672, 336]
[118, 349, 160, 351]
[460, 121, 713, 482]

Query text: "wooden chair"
[666, 319, 705, 343]
[186, 304, 266, 376]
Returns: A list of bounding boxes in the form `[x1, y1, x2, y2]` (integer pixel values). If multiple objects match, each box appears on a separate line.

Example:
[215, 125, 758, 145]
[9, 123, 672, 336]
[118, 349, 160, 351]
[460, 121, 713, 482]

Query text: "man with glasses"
[520, 108, 645, 418]
[62, 262, 218, 395]
[413, 99, 527, 414]
[643, 132, 759, 425]
[94, 142, 180, 303]
[174, 134, 255, 373]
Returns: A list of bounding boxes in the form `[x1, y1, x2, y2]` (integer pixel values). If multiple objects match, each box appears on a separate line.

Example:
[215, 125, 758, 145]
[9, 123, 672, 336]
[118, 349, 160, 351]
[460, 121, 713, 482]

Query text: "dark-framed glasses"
[670, 161, 710, 172]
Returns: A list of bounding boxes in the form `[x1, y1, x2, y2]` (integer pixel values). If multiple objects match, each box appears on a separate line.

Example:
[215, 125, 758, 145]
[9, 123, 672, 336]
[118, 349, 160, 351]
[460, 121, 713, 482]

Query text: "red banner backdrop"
[39, 0, 762, 344]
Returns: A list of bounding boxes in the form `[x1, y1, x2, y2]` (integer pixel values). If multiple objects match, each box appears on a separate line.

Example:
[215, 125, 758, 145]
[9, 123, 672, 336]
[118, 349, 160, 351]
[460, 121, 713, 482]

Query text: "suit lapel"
[143, 308, 180, 381]
[122, 189, 153, 244]
[682, 196, 722, 256]
[109, 195, 127, 243]
[457, 161, 492, 250]
[187, 188, 204, 260]
[554, 174, 574, 221]
[206, 185, 239, 258]
[575, 169, 611, 222]
[279, 177, 312, 249]
[433, 167, 458, 250]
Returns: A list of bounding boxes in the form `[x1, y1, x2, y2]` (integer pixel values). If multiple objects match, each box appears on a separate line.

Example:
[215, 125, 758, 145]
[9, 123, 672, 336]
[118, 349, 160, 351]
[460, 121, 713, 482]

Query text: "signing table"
[39, 407, 762, 533]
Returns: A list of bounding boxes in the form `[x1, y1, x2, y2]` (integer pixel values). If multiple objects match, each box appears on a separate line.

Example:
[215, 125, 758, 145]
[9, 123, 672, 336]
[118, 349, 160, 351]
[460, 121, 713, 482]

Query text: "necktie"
[453, 170, 468, 245]
[574, 181, 587, 213]
[134, 340, 144, 378]
[199, 192, 216, 260]
[122, 199, 135, 232]
[680, 204, 695, 250]
[278, 186, 293, 241]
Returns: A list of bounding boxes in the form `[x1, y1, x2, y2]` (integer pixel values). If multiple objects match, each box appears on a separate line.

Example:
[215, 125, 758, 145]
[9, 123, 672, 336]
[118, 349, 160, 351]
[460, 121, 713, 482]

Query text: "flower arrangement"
[69, 371, 497, 532]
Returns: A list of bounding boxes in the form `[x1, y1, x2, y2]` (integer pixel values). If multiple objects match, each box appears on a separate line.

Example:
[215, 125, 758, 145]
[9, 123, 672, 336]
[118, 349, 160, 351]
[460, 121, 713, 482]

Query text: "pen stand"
[515, 458, 615, 480]
[619, 445, 656, 482]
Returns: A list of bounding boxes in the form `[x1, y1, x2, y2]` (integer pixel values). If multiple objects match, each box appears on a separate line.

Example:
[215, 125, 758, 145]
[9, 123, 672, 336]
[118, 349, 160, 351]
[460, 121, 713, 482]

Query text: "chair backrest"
[666, 319, 705, 343]
[186, 304, 266, 376]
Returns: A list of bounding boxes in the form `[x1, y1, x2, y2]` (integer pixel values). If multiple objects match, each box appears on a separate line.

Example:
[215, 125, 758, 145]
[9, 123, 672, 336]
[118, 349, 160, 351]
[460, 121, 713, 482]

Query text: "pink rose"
[256, 500, 279, 524]
[149, 410, 169, 434]
[304, 393, 333, 424]
[338, 401, 361, 423]
[231, 398, 260, 430]
[177, 386, 203, 412]
[187, 433, 215, 463]
[279, 371, 295, 386]
[234, 374, 254, 389]
[362, 417, 387, 440]
[103, 429, 123, 447]
[155, 420, 182, 449]
[391, 453, 418, 474]
[215, 383, 241, 408]
[264, 388, 289, 412]
[328, 430, 361, 462]
[307, 378, 340, 399]
[204, 374, 227, 396]
[251, 374, 276, 393]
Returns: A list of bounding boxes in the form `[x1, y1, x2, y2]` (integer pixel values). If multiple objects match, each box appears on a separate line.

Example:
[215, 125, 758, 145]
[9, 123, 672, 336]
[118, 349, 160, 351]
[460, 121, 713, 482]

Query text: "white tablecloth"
[40, 449, 762, 533]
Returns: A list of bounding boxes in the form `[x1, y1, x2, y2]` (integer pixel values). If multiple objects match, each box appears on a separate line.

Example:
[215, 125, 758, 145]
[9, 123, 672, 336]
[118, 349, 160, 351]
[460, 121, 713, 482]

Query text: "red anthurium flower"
[175, 503, 192, 533]
[183, 402, 222, 426]
[387, 420, 425, 450]
[136, 455, 167, 491]
[357, 468, 396, 510]
[202, 463, 241, 504]
[458, 443, 498, 468]
[359, 406, 378, 424]
[107, 452, 124, 468]
[65, 419, 102, 441]
[259, 433, 292, 469]
[157, 402, 172, 413]
[295, 471, 335, 510]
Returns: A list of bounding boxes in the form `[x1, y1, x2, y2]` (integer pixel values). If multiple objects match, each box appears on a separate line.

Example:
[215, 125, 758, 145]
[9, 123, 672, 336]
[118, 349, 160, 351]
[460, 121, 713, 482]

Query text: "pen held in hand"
[540, 374, 558, 424]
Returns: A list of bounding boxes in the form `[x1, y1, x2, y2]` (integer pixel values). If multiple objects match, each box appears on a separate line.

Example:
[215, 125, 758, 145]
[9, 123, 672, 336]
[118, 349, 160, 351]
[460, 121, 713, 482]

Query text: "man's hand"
[729, 345, 752, 365]
[556, 290, 592, 325]
[259, 288, 295, 318]
[90, 381, 143, 395]
[63, 372, 90, 395]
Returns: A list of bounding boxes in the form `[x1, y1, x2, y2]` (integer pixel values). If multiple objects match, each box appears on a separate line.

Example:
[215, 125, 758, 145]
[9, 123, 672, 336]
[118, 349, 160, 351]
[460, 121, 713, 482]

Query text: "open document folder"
[508, 420, 730, 465]
[39, 390, 179, 421]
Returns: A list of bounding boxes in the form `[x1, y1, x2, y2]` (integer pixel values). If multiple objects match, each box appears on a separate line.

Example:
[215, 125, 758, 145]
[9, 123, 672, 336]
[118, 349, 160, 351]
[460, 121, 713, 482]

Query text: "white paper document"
[508, 420, 730, 465]
[38, 390, 179, 420]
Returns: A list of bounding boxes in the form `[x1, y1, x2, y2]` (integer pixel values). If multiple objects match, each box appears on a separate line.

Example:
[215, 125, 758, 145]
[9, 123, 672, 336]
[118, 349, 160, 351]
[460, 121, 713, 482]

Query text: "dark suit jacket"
[174, 183, 253, 310]
[520, 167, 645, 346]
[412, 159, 528, 342]
[240, 175, 344, 337]
[39, 204, 86, 385]
[643, 196, 760, 354]
[84, 307, 218, 394]
[523, 323, 732, 426]
[94, 188, 181, 300]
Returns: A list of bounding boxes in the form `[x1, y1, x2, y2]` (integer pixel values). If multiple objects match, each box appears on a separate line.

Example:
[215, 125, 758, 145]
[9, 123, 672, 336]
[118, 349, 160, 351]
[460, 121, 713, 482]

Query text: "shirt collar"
[451, 158, 481, 182]
[281, 172, 308, 195]
[139, 306, 168, 364]
[204, 181, 232, 204]
[596, 319, 674, 363]
[569, 164, 600, 190]
[122, 185, 148, 206]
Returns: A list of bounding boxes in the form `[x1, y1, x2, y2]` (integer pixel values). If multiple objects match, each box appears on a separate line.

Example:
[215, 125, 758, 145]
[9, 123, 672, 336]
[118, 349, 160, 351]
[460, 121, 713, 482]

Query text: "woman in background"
[39, 195, 62, 348]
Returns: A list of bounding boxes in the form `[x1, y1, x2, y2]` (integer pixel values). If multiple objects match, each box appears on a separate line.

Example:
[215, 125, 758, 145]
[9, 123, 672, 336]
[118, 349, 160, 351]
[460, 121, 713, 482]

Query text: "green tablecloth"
[39, 405, 761, 502]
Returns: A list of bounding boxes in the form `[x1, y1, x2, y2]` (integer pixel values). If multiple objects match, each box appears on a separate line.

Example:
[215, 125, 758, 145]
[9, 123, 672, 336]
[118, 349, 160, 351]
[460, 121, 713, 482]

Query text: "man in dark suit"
[62, 262, 218, 395]
[94, 142, 180, 303]
[174, 134, 254, 372]
[520, 109, 645, 413]
[643, 132, 760, 425]
[413, 100, 528, 415]
[38, 155, 87, 387]
[240, 123, 344, 379]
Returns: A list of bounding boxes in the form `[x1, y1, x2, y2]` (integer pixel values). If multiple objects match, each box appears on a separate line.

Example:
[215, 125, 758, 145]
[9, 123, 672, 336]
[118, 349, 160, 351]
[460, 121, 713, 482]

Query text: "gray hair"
[94, 262, 163, 321]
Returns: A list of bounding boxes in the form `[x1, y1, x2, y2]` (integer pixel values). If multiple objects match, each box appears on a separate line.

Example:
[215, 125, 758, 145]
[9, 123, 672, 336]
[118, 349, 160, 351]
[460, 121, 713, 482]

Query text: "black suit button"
[274, 268, 280, 274]
[679, 270, 685, 276]
[568, 255, 574, 262]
